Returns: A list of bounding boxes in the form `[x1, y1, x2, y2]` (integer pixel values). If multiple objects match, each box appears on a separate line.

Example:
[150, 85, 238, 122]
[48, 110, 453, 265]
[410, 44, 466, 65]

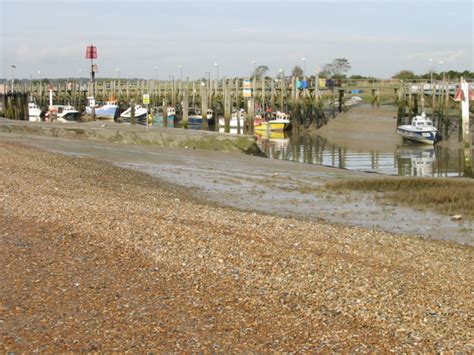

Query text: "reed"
[325, 177, 474, 219]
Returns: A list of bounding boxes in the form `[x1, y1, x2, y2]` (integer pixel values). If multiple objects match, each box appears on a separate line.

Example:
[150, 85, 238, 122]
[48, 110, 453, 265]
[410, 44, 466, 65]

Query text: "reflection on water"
[152, 121, 465, 177]
[256, 133, 464, 177]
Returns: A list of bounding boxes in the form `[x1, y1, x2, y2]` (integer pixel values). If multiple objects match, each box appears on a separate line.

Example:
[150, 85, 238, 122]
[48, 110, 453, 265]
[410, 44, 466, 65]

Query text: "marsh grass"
[325, 177, 474, 219]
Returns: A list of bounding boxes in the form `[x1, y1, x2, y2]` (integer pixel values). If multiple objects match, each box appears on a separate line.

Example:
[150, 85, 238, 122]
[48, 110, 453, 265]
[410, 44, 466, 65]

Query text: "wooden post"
[338, 89, 344, 112]
[201, 82, 208, 129]
[460, 78, 471, 176]
[280, 74, 285, 111]
[182, 83, 189, 125]
[162, 98, 168, 128]
[224, 80, 231, 133]
[130, 99, 135, 125]
[248, 97, 255, 132]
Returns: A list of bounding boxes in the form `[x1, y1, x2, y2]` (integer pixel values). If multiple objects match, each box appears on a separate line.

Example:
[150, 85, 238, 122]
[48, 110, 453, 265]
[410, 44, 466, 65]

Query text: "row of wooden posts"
[2, 77, 470, 136]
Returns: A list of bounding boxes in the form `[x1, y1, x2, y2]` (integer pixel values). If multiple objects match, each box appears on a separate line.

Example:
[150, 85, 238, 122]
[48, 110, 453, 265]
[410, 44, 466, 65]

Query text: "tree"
[291, 65, 303, 77]
[323, 58, 351, 78]
[392, 70, 416, 80]
[252, 65, 269, 80]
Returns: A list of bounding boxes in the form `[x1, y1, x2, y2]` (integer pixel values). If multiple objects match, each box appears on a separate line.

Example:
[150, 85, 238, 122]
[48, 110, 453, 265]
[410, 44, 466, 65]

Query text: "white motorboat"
[28, 101, 42, 121]
[345, 96, 363, 106]
[86, 99, 120, 121]
[397, 113, 441, 144]
[120, 104, 148, 120]
[218, 109, 245, 128]
[51, 104, 80, 122]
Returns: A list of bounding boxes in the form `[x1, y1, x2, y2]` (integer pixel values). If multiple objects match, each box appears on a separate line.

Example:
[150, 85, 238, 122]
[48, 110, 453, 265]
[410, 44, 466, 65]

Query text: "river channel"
[255, 132, 464, 177]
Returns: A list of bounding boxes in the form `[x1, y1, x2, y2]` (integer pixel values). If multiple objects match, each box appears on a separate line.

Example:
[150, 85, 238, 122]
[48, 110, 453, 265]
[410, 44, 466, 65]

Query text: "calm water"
[255, 132, 465, 177]
[168, 124, 465, 177]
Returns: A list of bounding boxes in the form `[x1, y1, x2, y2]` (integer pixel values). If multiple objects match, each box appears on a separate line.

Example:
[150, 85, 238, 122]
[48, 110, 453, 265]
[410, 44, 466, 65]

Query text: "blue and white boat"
[188, 108, 214, 125]
[86, 99, 120, 121]
[397, 113, 441, 144]
[153, 106, 176, 127]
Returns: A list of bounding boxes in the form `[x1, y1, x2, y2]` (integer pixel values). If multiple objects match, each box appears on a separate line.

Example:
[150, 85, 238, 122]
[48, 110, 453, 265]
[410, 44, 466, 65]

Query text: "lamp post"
[301, 57, 306, 77]
[169, 75, 175, 107]
[11, 65, 16, 92]
[279, 68, 284, 110]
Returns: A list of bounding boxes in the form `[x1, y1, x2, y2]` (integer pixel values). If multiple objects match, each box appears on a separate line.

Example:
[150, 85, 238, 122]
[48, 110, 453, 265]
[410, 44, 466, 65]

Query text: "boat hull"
[153, 114, 176, 127]
[254, 121, 290, 131]
[218, 117, 245, 128]
[188, 116, 215, 125]
[397, 128, 440, 144]
[86, 105, 119, 120]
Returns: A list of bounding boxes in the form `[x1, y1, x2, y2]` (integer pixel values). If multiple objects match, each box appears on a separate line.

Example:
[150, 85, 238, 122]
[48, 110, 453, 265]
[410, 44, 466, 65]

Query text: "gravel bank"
[1, 141, 473, 352]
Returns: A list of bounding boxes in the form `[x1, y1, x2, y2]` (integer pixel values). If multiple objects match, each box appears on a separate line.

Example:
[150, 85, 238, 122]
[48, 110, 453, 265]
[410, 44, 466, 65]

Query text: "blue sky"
[1, 0, 473, 79]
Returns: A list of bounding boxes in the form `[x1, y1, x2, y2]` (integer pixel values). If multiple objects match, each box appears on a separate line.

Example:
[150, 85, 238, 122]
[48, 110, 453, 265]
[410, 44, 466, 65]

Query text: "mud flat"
[1, 140, 473, 352]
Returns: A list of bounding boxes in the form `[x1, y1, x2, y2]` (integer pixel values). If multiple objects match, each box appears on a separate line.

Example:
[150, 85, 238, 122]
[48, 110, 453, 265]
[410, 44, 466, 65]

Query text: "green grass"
[325, 177, 474, 219]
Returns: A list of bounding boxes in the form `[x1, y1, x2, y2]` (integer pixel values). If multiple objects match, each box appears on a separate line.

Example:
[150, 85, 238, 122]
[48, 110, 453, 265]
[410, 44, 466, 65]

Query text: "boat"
[344, 96, 363, 106]
[397, 112, 441, 144]
[120, 104, 148, 120]
[152, 106, 176, 125]
[188, 108, 214, 125]
[28, 101, 42, 122]
[218, 109, 246, 128]
[54, 104, 80, 122]
[254, 111, 291, 131]
[86, 99, 120, 121]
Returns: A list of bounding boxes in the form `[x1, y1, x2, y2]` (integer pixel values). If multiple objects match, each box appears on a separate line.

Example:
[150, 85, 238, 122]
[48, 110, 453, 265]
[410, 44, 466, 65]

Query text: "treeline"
[392, 69, 473, 80]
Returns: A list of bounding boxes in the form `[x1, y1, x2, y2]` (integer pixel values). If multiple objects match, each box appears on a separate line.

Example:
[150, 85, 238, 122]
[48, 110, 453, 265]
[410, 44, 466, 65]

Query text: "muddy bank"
[0, 118, 258, 153]
[2, 132, 473, 246]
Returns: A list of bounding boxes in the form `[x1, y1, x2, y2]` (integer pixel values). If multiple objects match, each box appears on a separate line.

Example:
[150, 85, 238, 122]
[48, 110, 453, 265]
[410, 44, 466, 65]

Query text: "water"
[152, 122, 465, 177]
[256, 132, 465, 177]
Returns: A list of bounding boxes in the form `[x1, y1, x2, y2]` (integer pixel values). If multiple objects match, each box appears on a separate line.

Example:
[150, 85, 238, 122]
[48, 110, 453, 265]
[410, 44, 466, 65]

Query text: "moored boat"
[86, 99, 120, 121]
[397, 112, 441, 144]
[218, 109, 246, 128]
[54, 104, 80, 122]
[254, 111, 291, 131]
[153, 107, 176, 127]
[28, 101, 42, 121]
[188, 108, 214, 125]
[120, 104, 148, 120]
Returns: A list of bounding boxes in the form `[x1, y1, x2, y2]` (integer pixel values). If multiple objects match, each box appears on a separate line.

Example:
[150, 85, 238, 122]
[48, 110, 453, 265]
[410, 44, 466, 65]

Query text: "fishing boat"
[397, 112, 441, 144]
[254, 111, 291, 131]
[120, 104, 148, 120]
[188, 108, 214, 125]
[28, 101, 42, 121]
[218, 109, 246, 128]
[152, 106, 176, 127]
[86, 99, 120, 121]
[54, 104, 80, 122]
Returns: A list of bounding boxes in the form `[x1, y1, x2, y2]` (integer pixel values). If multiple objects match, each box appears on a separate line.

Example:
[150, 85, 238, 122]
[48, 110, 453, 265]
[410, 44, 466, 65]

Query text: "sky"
[0, 0, 473, 80]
